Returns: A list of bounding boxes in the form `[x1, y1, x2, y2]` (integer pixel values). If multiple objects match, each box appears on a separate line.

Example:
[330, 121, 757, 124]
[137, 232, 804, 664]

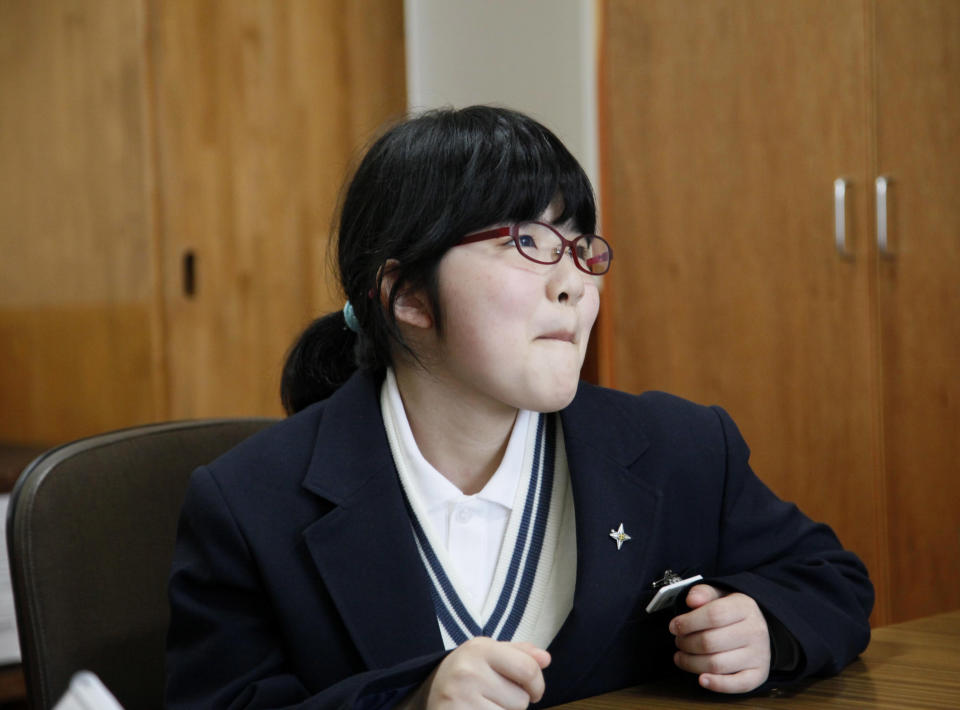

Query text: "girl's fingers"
[512, 642, 552, 669]
[674, 618, 764, 655]
[673, 646, 758, 677]
[684, 584, 725, 609]
[478, 672, 538, 710]
[671, 593, 747, 636]
[482, 641, 549, 703]
[698, 668, 769, 695]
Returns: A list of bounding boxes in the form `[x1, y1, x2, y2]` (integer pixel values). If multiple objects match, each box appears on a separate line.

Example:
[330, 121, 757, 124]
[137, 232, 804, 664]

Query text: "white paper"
[53, 672, 124, 710]
[0, 494, 21, 663]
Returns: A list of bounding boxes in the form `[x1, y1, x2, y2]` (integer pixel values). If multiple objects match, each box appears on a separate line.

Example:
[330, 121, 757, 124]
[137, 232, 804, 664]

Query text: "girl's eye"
[515, 234, 537, 248]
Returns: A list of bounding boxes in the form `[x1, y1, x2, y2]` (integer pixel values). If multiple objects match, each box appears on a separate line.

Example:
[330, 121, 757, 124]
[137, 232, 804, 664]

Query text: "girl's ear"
[378, 259, 434, 330]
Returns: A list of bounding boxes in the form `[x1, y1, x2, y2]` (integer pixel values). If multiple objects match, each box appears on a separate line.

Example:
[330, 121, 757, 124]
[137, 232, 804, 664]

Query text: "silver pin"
[652, 569, 683, 589]
[609, 522, 632, 550]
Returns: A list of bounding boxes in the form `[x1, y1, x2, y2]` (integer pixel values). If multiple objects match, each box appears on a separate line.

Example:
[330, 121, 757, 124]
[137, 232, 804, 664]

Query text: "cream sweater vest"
[380, 377, 577, 650]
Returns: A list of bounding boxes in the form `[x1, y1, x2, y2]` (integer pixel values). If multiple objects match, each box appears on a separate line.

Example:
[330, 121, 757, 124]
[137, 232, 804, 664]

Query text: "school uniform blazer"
[166, 370, 873, 709]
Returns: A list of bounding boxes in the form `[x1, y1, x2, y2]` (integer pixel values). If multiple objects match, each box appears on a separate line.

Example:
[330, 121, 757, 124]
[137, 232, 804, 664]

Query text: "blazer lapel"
[299, 372, 443, 669]
[544, 383, 665, 699]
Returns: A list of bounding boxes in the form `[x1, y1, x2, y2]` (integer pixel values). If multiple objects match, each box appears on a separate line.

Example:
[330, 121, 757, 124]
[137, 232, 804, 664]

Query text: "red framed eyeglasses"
[458, 221, 613, 275]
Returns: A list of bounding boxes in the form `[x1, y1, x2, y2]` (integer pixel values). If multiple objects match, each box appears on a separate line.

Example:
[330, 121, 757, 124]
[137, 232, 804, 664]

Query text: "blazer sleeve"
[703, 405, 874, 686]
[165, 466, 445, 710]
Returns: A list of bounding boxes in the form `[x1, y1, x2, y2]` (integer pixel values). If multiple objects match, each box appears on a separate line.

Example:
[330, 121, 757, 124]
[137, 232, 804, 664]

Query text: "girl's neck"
[392, 364, 519, 495]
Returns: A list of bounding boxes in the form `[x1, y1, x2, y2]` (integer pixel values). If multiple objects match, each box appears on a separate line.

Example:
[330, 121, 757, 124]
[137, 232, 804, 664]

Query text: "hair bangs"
[416, 107, 597, 246]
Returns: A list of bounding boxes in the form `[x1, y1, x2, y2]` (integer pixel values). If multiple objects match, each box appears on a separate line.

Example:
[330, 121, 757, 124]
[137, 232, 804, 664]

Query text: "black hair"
[281, 105, 597, 414]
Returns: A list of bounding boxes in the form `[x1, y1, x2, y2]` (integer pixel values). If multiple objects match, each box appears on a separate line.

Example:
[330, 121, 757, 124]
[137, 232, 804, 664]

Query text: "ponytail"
[280, 311, 359, 414]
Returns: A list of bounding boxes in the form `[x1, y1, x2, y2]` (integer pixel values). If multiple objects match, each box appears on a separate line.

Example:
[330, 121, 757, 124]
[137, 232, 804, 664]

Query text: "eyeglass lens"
[515, 222, 611, 274]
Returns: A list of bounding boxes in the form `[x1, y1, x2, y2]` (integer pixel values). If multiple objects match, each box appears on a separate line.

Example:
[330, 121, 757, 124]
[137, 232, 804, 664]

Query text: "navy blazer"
[166, 371, 873, 709]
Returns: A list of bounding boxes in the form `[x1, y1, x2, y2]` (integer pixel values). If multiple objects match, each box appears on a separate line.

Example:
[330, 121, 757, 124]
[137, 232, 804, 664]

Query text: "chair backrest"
[6, 418, 277, 710]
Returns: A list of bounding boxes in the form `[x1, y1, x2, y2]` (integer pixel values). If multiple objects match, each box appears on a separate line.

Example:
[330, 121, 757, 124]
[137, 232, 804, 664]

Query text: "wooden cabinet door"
[873, 0, 960, 621]
[0, 1, 407, 442]
[600, 0, 887, 619]
[0, 0, 162, 445]
[154, 1, 406, 419]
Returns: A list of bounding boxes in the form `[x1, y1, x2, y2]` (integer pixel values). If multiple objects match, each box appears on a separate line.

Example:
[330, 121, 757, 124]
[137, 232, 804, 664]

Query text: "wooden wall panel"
[152, 0, 406, 419]
[600, 0, 888, 619]
[0, 0, 161, 445]
[874, 0, 960, 621]
[0, 0, 406, 445]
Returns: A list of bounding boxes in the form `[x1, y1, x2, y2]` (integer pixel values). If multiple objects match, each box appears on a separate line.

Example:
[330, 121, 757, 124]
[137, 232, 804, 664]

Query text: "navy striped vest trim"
[401, 413, 556, 644]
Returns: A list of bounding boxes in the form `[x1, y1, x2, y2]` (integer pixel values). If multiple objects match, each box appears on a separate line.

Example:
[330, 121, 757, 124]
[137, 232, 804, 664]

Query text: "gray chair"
[6, 418, 277, 709]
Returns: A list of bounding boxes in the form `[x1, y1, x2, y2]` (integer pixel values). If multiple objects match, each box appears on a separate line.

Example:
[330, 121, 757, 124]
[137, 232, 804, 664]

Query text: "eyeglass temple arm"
[458, 227, 512, 245]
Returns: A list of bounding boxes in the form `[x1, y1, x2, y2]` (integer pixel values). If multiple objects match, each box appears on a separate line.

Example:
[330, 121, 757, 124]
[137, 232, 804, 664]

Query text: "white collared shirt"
[381, 368, 530, 609]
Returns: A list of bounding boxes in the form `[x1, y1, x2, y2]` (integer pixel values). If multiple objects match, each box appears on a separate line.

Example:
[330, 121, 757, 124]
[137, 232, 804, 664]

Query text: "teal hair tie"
[342, 301, 360, 333]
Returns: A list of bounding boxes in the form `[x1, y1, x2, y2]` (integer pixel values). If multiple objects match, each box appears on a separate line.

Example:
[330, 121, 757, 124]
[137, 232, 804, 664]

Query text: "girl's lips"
[538, 331, 576, 343]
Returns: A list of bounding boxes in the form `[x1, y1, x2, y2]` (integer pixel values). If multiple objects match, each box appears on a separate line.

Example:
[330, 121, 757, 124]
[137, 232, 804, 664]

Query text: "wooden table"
[558, 609, 960, 709]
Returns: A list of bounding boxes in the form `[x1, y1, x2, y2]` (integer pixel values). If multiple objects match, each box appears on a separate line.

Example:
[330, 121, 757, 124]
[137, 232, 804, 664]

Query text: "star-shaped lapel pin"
[609, 522, 632, 550]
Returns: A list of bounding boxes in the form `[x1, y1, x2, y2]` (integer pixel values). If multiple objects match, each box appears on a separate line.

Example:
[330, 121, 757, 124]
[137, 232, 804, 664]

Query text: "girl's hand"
[418, 637, 550, 709]
[669, 584, 771, 694]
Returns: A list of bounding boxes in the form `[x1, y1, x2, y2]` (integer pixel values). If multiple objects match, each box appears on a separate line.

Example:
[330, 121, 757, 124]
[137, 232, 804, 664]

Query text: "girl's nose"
[546, 249, 585, 304]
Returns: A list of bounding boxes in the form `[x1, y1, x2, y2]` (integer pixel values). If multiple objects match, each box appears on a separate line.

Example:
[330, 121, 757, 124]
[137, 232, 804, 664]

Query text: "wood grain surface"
[599, 0, 887, 618]
[872, 0, 960, 622]
[153, 0, 406, 419]
[0, 0, 406, 443]
[0, 1, 162, 446]
[556, 609, 960, 709]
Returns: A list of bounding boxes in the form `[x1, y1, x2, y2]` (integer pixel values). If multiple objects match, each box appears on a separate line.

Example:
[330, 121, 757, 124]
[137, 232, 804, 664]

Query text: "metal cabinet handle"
[876, 176, 892, 257]
[834, 178, 853, 259]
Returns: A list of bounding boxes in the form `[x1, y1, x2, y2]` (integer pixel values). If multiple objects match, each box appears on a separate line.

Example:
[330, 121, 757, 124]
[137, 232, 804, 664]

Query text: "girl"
[166, 106, 873, 709]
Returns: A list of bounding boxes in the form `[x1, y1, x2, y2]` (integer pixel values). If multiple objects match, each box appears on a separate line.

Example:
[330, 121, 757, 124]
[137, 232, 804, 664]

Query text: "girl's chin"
[524, 380, 580, 413]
